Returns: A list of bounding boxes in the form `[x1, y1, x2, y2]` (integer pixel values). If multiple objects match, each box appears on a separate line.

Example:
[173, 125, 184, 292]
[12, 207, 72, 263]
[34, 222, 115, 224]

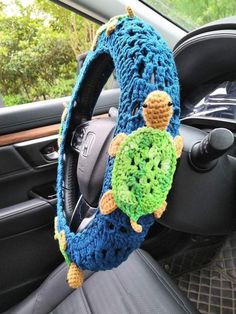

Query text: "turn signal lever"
[160, 125, 236, 235]
[190, 128, 234, 171]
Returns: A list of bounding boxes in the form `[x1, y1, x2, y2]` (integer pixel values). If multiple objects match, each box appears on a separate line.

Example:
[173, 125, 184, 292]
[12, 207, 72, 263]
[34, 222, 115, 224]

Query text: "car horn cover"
[55, 7, 181, 288]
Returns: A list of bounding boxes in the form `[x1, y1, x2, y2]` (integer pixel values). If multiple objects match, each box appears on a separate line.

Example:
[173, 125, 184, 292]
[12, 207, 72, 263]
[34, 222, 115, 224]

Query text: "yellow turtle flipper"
[67, 263, 84, 289]
[99, 190, 117, 215]
[154, 201, 167, 219]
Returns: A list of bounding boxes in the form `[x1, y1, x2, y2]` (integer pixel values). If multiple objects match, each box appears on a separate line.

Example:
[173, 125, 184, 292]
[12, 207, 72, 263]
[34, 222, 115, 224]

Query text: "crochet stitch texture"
[56, 12, 180, 271]
[112, 128, 177, 222]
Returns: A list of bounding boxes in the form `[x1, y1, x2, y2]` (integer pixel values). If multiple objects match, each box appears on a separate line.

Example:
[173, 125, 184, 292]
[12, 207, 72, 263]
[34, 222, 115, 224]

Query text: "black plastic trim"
[175, 16, 236, 49]
[182, 117, 236, 132]
[174, 30, 236, 108]
[50, 0, 103, 25]
[0, 198, 54, 238]
[139, 0, 187, 32]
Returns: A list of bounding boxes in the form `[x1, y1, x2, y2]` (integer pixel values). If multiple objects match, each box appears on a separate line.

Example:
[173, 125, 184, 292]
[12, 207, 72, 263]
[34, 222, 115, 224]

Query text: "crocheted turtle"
[99, 90, 183, 233]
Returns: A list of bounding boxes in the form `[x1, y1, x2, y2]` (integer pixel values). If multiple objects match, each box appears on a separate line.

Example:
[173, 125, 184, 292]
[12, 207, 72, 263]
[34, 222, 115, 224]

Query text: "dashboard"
[159, 23, 236, 235]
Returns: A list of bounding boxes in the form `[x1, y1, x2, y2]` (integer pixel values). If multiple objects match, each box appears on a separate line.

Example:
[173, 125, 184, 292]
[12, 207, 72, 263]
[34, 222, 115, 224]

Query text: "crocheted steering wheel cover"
[56, 13, 180, 271]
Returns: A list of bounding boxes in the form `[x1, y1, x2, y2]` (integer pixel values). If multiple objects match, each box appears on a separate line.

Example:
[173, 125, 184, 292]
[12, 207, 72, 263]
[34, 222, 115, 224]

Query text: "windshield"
[142, 0, 236, 30]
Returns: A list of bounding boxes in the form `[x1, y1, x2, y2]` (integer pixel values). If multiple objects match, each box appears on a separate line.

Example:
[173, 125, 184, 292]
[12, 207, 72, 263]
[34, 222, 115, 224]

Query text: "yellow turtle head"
[142, 90, 173, 130]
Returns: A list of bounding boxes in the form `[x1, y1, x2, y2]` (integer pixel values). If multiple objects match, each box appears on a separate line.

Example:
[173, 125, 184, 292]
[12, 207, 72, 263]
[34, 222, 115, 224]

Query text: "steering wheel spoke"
[64, 117, 115, 228]
[70, 123, 88, 154]
[70, 195, 97, 232]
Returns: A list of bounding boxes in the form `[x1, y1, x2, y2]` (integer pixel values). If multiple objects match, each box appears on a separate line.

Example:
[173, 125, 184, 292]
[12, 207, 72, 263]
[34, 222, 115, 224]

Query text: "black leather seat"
[6, 250, 198, 314]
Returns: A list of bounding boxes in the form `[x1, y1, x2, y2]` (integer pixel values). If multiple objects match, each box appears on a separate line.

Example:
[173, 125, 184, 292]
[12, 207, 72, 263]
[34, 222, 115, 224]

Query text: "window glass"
[142, 0, 236, 30]
[182, 81, 236, 121]
[0, 0, 98, 107]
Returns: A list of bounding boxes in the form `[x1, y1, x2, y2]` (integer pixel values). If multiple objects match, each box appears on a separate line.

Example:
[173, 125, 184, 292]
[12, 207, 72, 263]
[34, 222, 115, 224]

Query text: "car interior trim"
[175, 16, 236, 48]
[14, 135, 59, 148]
[174, 30, 236, 111]
[56, 0, 186, 49]
[51, 0, 105, 24]
[0, 198, 55, 238]
[0, 124, 61, 147]
[0, 89, 119, 136]
[182, 116, 236, 132]
[0, 114, 108, 147]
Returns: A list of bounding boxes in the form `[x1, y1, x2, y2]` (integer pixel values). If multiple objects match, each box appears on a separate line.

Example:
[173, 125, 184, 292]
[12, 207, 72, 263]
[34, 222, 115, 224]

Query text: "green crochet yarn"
[60, 246, 71, 267]
[54, 227, 71, 266]
[112, 128, 177, 222]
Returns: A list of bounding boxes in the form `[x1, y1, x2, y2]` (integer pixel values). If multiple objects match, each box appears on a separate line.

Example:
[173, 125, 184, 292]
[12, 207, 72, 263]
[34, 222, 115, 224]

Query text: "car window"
[142, 0, 236, 30]
[0, 0, 99, 108]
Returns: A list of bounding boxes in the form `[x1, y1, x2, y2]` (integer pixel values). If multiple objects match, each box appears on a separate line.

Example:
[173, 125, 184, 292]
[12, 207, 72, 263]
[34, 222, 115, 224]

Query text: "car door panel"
[0, 89, 119, 311]
[0, 143, 60, 312]
[0, 199, 54, 236]
[0, 145, 30, 178]
[0, 160, 57, 209]
[0, 89, 119, 135]
[0, 223, 59, 312]
[14, 135, 59, 168]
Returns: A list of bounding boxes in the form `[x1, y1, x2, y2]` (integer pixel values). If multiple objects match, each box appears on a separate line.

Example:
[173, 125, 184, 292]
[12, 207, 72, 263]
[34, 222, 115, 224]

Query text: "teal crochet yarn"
[56, 7, 181, 282]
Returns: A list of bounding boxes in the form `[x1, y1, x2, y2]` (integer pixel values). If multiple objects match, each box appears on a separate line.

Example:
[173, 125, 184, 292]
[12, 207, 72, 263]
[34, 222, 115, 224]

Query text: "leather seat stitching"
[136, 250, 193, 314]
[33, 264, 73, 314]
[81, 286, 93, 314]
[27, 251, 195, 314]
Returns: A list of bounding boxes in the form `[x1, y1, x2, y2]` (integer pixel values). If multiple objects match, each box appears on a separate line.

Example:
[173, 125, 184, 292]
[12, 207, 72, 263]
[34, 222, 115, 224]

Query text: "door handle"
[41, 143, 58, 161]
[43, 151, 59, 161]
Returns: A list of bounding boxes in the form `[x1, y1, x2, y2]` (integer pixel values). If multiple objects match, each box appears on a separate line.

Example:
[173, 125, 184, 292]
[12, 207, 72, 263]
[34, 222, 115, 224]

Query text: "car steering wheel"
[55, 8, 236, 288]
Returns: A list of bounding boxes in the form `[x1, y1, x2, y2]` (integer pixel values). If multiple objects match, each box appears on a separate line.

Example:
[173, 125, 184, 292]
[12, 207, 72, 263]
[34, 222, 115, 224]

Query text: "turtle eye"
[168, 101, 172, 107]
[143, 103, 148, 108]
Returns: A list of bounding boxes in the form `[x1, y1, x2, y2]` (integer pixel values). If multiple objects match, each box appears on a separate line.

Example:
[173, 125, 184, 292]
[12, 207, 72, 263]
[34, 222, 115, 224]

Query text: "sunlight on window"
[0, 0, 98, 107]
[142, 0, 236, 30]
[2, 0, 34, 16]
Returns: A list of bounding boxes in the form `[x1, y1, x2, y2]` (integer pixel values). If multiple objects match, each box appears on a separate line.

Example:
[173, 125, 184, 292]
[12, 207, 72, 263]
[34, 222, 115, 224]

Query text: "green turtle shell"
[112, 128, 177, 222]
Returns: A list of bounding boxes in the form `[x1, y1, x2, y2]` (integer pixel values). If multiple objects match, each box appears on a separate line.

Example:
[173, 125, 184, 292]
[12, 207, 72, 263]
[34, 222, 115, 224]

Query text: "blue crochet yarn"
[56, 13, 180, 271]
